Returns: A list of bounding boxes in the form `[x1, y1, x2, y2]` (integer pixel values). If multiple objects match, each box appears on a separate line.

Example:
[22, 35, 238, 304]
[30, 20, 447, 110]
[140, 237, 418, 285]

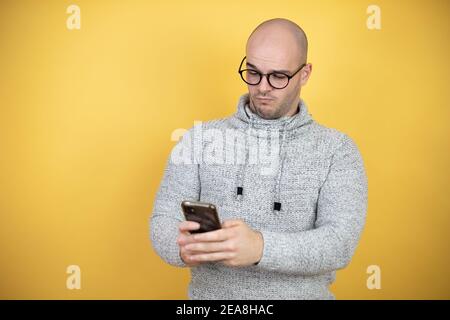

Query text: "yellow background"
[0, 0, 449, 299]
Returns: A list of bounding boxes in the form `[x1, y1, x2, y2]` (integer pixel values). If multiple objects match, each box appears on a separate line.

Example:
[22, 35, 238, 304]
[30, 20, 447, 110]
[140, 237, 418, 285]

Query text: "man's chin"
[255, 104, 279, 120]
[250, 96, 279, 119]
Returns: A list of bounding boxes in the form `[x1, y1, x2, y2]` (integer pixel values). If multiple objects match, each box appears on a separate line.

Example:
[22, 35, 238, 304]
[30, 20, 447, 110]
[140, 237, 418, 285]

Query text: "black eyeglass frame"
[238, 56, 306, 89]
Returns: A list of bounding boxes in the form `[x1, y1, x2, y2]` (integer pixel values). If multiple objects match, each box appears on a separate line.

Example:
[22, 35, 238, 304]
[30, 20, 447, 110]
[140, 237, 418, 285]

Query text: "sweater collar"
[231, 93, 314, 213]
[232, 92, 314, 131]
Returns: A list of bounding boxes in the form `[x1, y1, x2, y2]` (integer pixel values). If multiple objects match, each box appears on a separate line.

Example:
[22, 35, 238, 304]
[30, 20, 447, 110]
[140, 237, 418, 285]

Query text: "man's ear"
[300, 63, 312, 86]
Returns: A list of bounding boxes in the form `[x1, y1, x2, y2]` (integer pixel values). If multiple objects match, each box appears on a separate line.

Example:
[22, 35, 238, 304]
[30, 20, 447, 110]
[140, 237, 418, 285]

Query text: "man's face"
[245, 48, 303, 120]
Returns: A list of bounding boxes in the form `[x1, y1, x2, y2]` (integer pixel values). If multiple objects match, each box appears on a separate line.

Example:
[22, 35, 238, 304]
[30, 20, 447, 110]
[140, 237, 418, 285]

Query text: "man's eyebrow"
[246, 61, 291, 74]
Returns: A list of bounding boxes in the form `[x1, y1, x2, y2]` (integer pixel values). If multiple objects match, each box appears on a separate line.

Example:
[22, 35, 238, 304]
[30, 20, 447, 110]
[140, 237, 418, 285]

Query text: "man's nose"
[258, 75, 272, 93]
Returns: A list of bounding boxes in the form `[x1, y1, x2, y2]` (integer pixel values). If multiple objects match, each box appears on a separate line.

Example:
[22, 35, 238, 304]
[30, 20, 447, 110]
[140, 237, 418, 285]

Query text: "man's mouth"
[256, 97, 274, 101]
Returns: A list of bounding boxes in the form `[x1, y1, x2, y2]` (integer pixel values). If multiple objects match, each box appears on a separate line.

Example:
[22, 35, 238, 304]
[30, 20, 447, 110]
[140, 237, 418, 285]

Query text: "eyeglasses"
[238, 56, 306, 89]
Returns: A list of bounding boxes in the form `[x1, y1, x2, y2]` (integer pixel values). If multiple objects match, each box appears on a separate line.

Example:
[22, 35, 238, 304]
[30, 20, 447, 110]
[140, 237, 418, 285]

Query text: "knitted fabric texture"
[150, 93, 368, 299]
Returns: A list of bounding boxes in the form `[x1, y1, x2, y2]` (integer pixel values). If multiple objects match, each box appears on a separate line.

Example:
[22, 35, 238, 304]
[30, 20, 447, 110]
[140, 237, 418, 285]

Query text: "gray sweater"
[150, 93, 368, 300]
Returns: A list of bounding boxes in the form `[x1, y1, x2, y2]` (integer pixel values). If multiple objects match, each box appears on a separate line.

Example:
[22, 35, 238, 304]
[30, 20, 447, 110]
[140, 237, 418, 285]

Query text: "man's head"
[243, 18, 312, 119]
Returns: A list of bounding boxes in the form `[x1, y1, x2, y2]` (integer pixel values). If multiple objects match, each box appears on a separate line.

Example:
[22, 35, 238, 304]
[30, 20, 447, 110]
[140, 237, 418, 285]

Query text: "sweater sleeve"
[149, 128, 200, 267]
[256, 134, 368, 276]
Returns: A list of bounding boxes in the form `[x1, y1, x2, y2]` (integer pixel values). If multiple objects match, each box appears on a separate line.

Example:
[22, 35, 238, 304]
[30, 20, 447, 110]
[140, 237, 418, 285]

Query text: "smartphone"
[181, 200, 221, 234]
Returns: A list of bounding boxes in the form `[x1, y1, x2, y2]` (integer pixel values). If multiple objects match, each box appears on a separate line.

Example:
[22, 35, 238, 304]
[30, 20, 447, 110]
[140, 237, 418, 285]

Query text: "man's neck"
[286, 104, 300, 117]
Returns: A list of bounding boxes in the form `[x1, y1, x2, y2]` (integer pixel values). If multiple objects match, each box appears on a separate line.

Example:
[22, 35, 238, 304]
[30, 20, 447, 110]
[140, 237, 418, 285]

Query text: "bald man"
[151, 18, 368, 300]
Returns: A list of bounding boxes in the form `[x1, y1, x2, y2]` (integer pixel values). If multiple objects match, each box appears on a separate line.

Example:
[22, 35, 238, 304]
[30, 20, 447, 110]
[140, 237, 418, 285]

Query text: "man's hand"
[177, 219, 264, 267]
[177, 221, 202, 267]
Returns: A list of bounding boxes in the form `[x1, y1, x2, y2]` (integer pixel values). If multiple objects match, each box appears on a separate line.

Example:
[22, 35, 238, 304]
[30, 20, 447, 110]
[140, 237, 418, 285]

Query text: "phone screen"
[181, 201, 221, 233]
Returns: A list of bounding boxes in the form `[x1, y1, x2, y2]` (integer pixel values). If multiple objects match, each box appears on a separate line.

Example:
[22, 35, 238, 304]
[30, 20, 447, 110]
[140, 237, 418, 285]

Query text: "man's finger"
[177, 232, 197, 246]
[179, 220, 200, 232]
[179, 247, 200, 266]
[193, 228, 229, 242]
[190, 251, 235, 262]
[185, 240, 234, 253]
[221, 219, 244, 229]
